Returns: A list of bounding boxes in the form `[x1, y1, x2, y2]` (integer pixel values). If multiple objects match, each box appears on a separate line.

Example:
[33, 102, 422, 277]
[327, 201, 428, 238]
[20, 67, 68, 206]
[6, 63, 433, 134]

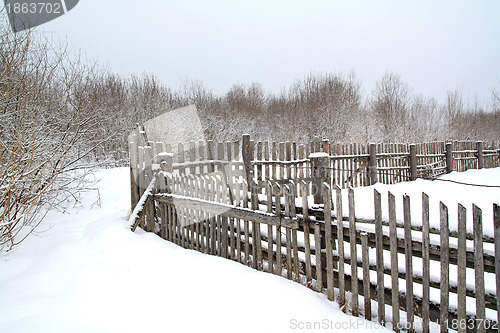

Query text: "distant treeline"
[77, 71, 500, 164]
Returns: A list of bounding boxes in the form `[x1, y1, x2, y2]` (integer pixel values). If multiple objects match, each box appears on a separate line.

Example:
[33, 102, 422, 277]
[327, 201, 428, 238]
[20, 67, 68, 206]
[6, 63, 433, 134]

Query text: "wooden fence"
[129, 128, 499, 208]
[128, 126, 500, 332]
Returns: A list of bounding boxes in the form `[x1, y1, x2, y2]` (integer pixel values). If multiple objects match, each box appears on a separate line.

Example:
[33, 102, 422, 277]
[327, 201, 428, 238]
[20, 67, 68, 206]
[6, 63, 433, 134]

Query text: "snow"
[309, 152, 329, 158]
[0, 168, 390, 333]
[343, 167, 500, 238]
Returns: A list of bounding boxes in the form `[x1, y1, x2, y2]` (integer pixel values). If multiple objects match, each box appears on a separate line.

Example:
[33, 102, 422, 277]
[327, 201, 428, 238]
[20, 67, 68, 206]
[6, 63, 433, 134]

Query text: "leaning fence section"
[128, 126, 500, 332]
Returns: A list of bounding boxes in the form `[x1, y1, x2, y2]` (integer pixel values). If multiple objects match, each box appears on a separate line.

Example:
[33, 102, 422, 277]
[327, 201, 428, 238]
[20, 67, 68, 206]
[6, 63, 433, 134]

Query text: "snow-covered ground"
[0, 168, 391, 333]
[346, 167, 500, 238]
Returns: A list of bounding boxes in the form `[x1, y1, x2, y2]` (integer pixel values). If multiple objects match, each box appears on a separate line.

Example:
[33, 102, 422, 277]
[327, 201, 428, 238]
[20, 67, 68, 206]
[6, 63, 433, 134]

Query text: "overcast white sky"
[40, 0, 500, 103]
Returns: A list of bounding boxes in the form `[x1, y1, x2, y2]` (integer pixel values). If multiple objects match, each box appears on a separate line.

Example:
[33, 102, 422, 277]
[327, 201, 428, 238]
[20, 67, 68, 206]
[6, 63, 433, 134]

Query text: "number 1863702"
[5, 2, 63, 15]
[440, 318, 498, 330]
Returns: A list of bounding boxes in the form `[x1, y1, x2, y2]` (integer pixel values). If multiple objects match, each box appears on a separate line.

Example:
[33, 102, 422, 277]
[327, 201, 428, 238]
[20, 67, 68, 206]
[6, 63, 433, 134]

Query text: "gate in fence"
[129, 125, 500, 332]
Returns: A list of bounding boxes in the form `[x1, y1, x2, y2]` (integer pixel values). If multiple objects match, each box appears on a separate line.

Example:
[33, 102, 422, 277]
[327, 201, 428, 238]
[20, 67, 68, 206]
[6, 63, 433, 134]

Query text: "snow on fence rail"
[128, 125, 500, 332]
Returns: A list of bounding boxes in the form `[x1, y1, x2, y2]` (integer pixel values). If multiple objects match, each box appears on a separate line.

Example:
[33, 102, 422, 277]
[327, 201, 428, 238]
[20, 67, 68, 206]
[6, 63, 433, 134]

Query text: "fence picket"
[348, 187, 359, 317]
[302, 181, 312, 283]
[457, 204, 467, 333]
[389, 192, 400, 332]
[323, 183, 334, 301]
[422, 193, 430, 333]
[473, 204, 486, 333]
[336, 185, 345, 308]
[361, 232, 371, 320]
[267, 181, 274, 274]
[494, 204, 500, 331]
[403, 194, 413, 332]
[440, 202, 449, 333]
[314, 222, 322, 292]
[374, 189, 384, 324]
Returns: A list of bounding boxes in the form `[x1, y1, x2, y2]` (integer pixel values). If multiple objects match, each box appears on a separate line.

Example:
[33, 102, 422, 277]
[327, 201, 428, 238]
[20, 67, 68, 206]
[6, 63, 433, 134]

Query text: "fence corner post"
[310, 152, 330, 204]
[409, 144, 417, 181]
[242, 134, 251, 190]
[129, 139, 139, 210]
[477, 141, 484, 169]
[369, 143, 378, 185]
[445, 142, 453, 174]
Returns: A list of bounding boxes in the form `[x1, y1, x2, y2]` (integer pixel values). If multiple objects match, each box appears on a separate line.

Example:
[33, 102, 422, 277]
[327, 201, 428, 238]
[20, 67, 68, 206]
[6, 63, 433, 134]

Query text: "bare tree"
[371, 72, 410, 141]
[0, 22, 102, 251]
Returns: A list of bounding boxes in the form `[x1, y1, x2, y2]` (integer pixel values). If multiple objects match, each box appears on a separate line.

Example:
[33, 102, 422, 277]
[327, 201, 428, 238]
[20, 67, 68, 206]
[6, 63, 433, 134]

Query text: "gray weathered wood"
[311, 152, 330, 204]
[267, 181, 274, 274]
[314, 222, 323, 292]
[284, 185, 293, 280]
[129, 140, 140, 209]
[275, 184, 282, 275]
[348, 187, 359, 316]
[302, 181, 312, 283]
[336, 185, 345, 307]
[477, 141, 484, 169]
[374, 189, 384, 324]
[457, 204, 467, 333]
[422, 193, 430, 333]
[473, 204, 486, 333]
[445, 142, 453, 174]
[440, 202, 449, 333]
[235, 181, 242, 263]
[403, 194, 413, 332]
[323, 183, 334, 301]
[409, 144, 417, 181]
[361, 232, 371, 320]
[289, 182, 300, 282]
[369, 143, 378, 184]
[388, 192, 399, 332]
[494, 204, 500, 331]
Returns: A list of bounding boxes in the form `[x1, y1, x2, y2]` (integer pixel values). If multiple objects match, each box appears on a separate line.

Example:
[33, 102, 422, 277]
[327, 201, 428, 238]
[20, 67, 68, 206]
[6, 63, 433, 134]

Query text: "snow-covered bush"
[0, 22, 100, 251]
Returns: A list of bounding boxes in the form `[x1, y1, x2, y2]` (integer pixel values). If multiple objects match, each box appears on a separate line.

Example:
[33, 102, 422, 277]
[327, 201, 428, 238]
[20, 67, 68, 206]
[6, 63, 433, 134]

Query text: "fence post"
[494, 204, 500, 329]
[445, 142, 453, 174]
[129, 138, 139, 209]
[242, 134, 251, 190]
[310, 152, 330, 204]
[409, 144, 417, 181]
[369, 143, 378, 184]
[476, 141, 484, 169]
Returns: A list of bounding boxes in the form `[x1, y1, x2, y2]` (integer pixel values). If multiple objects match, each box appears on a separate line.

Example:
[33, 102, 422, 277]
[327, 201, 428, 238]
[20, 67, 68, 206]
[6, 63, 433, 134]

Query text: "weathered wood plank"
[473, 204, 486, 333]
[403, 194, 413, 332]
[336, 185, 345, 307]
[314, 222, 323, 292]
[374, 189, 384, 324]
[267, 181, 274, 274]
[275, 184, 282, 275]
[457, 204, 467, 333]
[302, 181, 312, 282]
[323, 183, 334, 301]
[361, 232, 371, 321]
[440, 202, 449, 333]
[284, 185, 293, 280]
[389, 192, 400, 332]
[494, 204, 500, 331]
[154, 193, 298, 229]
[422, 193, 430, 333]
[348, 187, 359, 317]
